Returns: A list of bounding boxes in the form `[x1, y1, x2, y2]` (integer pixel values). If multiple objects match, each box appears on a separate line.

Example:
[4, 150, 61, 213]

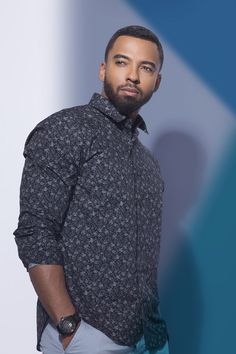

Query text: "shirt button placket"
[129, 131, 141, 299]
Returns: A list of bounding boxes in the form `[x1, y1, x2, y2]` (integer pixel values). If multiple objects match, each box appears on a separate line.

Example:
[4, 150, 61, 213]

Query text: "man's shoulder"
[36, 103, 95, 132]
[23, 104, 97, 154]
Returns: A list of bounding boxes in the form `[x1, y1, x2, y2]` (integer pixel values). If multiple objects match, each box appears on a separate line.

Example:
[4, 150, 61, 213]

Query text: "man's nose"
[127, 66, 140, 84]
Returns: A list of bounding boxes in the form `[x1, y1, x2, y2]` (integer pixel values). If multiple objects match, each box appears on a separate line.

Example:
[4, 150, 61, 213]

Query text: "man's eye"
[115, 60, 127, 65]
[141, 65, 153, 72]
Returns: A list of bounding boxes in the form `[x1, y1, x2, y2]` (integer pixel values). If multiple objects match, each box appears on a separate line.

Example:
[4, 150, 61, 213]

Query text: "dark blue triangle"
[125, 0, 236, 114]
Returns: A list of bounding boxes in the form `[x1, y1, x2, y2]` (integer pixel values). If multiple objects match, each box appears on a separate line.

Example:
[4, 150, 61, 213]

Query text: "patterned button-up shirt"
[13, 93, 168, 351]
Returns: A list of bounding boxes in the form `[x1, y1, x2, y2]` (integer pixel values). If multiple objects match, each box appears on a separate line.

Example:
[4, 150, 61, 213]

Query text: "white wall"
[0, 1, 64, 353]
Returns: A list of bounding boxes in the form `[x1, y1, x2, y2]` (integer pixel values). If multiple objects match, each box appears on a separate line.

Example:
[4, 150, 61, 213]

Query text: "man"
[13, 25, 169, 354]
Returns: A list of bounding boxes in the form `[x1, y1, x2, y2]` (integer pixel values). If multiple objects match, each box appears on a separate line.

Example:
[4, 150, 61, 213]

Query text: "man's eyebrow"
[140, 60, 157, 70]
[113, 54, 157, 70]
[113, 54, 130, 60]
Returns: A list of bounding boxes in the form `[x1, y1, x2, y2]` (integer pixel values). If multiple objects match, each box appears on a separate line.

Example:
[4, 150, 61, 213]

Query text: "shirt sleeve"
[13, 118, 80, 270]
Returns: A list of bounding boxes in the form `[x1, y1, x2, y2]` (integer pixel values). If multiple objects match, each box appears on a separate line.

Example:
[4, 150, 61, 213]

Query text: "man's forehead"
[109, 35, 160, 62]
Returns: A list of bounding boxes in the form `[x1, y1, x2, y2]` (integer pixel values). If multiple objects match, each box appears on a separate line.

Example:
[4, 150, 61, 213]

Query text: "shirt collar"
[89, 92, 149, 134]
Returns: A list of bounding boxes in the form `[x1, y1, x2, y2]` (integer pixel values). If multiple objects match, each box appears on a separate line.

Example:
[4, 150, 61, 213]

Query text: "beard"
[103, 75, 154, 116]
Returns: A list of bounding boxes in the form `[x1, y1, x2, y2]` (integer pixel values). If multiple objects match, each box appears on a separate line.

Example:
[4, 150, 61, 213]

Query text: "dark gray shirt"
[13, 93, 168, 351]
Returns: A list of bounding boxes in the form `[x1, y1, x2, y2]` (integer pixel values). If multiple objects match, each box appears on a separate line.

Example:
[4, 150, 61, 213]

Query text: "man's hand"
[60, 322, 81, 350]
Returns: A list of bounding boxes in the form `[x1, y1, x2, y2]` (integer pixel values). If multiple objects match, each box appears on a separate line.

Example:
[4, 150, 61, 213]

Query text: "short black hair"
[104, 25, 164, 71]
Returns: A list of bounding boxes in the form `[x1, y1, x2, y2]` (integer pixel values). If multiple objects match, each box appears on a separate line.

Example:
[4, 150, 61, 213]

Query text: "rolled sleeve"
[13, 118, 80, 269]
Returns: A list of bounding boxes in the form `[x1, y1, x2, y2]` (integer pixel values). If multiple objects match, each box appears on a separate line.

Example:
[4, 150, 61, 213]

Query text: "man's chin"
[103, 83, 140, 115]
[117, 93, 140, 106]
[115, 102, 140, 116]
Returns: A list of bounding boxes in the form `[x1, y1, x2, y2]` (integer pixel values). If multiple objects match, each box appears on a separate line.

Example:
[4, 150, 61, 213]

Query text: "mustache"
[118, 84, 142, 95]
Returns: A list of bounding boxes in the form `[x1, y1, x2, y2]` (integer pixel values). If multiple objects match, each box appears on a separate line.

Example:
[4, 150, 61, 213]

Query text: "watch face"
[61, 319, 76, 334]
[58, 314, 79, 335]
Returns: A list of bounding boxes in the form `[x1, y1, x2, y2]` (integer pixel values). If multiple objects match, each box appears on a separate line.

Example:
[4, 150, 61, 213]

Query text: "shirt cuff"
[28, 263, 40, 270]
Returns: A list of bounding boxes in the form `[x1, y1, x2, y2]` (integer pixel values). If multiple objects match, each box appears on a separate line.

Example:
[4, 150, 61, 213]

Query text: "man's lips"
[119, 87, 140, 96]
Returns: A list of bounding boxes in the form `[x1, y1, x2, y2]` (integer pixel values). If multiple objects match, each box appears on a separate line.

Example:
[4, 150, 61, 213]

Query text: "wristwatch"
[57, 313, 81, 336]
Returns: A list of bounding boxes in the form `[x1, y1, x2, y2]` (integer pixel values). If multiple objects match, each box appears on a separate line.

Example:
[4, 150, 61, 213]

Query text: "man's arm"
[29, 264, 77, 349]
[29, 265, 75, 324]
[13, 118, 82, 347]
[14, 118, 79, 267]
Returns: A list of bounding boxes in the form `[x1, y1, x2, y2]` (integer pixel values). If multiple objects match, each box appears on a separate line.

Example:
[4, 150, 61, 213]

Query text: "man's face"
[99, 35, 162, 116]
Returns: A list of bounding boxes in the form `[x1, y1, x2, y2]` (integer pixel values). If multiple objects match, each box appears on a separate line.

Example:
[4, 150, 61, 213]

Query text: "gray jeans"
[40, 319, 169, 354]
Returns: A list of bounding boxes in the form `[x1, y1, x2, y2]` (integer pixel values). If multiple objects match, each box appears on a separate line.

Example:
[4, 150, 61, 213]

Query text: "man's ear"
[99, 62, 106, 82]
[154, 73, 162, 92]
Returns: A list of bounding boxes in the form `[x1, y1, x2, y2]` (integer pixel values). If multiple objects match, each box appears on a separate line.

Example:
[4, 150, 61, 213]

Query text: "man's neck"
[128, 110, 139, 122]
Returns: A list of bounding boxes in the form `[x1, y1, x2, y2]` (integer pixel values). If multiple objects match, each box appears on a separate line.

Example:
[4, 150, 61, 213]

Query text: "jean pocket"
[40, 322, 63, 353]
[64, 319, 84, 352]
